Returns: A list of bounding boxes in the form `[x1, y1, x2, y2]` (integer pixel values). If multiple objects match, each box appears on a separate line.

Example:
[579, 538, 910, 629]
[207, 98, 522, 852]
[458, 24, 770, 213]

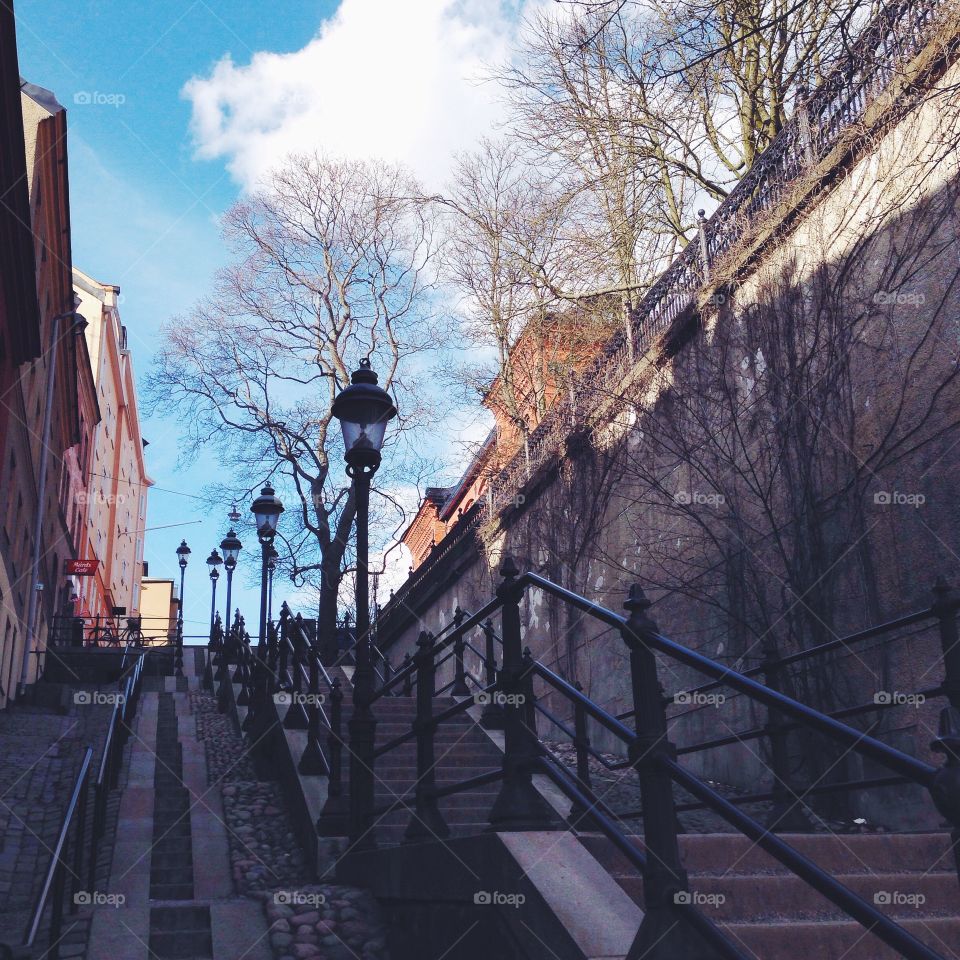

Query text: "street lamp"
[250, 483, 284, 657]
[331, 358, 397, 847]
[206, 549, 223, 634]
[175, 540, 191, 678]
[220, 528, 242, 658]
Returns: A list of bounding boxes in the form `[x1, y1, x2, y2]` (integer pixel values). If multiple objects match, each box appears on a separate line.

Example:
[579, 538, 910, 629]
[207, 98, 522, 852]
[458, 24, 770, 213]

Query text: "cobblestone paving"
[0, 689, 114, 957]
[190, 692, 391, 960]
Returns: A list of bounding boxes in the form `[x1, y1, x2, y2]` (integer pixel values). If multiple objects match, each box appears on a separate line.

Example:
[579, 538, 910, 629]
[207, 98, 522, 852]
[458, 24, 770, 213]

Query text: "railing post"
[317, 677, 350, 835]
[521, 648, 538, 731]
[480, 618, 504, 729]
[762, 642, 812, 832]
[203, 615, 220, 691]
[283, 616, 309, 730]
[277, 605, 292, 689]
[381, 654, 392, 696]
[231, 616, 247, 683]
[487, 557, 558, 831]
[931, 578, 960, 888]
[405, 631, 450, 841]
[212, 616, 227, 682]
[696, 209, 711, 283]
[451, 606, 470, 696]
[402, 653, 413, 696]
[299, 644, 329, 776]
[934, 578, 960, 711]
[621, 583, 722, 960]
[569, 680, 600, 831]
[236, 633, 251, 706]
[216, 632, 231, 713]
[930, 707, 960, 889]
[796, 83, 816, 166]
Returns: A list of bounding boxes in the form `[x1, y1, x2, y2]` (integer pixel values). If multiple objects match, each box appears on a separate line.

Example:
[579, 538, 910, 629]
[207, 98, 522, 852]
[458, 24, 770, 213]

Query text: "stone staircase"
[340, 695, 503, 846]
[579, 831, 960, 959]
[262, 656, 960, 959]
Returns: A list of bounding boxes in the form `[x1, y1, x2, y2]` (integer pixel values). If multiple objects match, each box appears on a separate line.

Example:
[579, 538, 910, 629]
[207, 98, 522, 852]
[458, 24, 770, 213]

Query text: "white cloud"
[183, 0, 534, 191]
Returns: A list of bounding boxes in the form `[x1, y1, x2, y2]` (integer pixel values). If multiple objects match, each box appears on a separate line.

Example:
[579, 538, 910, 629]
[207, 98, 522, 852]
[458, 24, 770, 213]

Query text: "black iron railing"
[13, 647, 145, 960]
[321, 561, 957, 960]
[49, 614, 180, 648]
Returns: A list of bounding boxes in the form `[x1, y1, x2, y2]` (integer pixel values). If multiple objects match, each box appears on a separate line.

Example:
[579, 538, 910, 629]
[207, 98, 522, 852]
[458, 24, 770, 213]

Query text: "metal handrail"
[519, 571, 937, 784]
[23, 748, 92, 955]
[361, 564, 955, 959]
[631, 605, 945, 710]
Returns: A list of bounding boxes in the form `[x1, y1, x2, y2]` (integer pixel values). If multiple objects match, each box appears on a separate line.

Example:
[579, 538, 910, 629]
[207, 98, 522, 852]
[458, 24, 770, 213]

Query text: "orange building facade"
[73, 269, 152, 620]
[402, 308, 610, 570]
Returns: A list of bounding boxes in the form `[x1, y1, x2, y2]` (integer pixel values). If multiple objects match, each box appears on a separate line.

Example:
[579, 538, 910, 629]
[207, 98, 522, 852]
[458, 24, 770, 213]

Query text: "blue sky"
[15, 0, 522, 636]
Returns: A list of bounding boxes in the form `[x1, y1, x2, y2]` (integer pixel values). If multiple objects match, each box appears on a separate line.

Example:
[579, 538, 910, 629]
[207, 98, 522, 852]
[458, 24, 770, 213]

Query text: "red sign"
[65, 559, 98, 576]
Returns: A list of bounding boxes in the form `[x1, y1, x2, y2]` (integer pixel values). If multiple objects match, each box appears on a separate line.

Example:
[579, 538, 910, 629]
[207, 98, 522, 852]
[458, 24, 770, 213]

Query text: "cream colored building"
[73, 269, 152, 619]
[139, 577, 176, 645]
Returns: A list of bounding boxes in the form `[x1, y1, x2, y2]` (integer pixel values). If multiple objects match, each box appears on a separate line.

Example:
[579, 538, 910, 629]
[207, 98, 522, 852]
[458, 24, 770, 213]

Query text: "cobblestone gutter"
[190, 692, 391, 960]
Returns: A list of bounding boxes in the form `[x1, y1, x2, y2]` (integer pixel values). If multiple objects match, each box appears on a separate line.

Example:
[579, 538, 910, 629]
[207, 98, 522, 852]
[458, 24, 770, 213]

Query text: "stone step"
[579, 832, 956, 877]
[719, 916, 960, 960]
[372, 755, 502, 769]
[610, 871, 958, 922]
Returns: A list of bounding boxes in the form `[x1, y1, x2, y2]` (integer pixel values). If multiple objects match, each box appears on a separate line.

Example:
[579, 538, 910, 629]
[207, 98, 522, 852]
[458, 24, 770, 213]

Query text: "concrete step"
[579, 832, 956, 877]
[610, 871, 958, 921]
[719, 916, 960, 960]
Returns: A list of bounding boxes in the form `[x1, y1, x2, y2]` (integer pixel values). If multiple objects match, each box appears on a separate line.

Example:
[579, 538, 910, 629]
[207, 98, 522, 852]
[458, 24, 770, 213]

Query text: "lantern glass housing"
[220, 529, 242, 565]
[176, 540, 191, 569]
[331, 359, 397, 462]
[250, 484, 284, 536]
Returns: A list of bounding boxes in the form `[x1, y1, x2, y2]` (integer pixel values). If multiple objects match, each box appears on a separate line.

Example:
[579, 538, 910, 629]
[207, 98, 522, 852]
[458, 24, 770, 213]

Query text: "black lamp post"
[206, 549, 223, 635]
[175, 540, 191, 678]
[220, 528, 242, 659]
[250, 484, 284, 658]
[266, 546, 278, 626]
[332, 358, 397, 848]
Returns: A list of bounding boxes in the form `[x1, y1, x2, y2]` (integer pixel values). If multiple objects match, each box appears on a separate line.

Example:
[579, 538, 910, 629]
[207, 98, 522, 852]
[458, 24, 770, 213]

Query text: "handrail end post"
[621, 582, 722, 958]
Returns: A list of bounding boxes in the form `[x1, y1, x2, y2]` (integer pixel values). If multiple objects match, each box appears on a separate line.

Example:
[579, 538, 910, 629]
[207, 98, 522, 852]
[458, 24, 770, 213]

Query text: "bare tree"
[505, 0, 870, 251]
[148, 152, 443, 648]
